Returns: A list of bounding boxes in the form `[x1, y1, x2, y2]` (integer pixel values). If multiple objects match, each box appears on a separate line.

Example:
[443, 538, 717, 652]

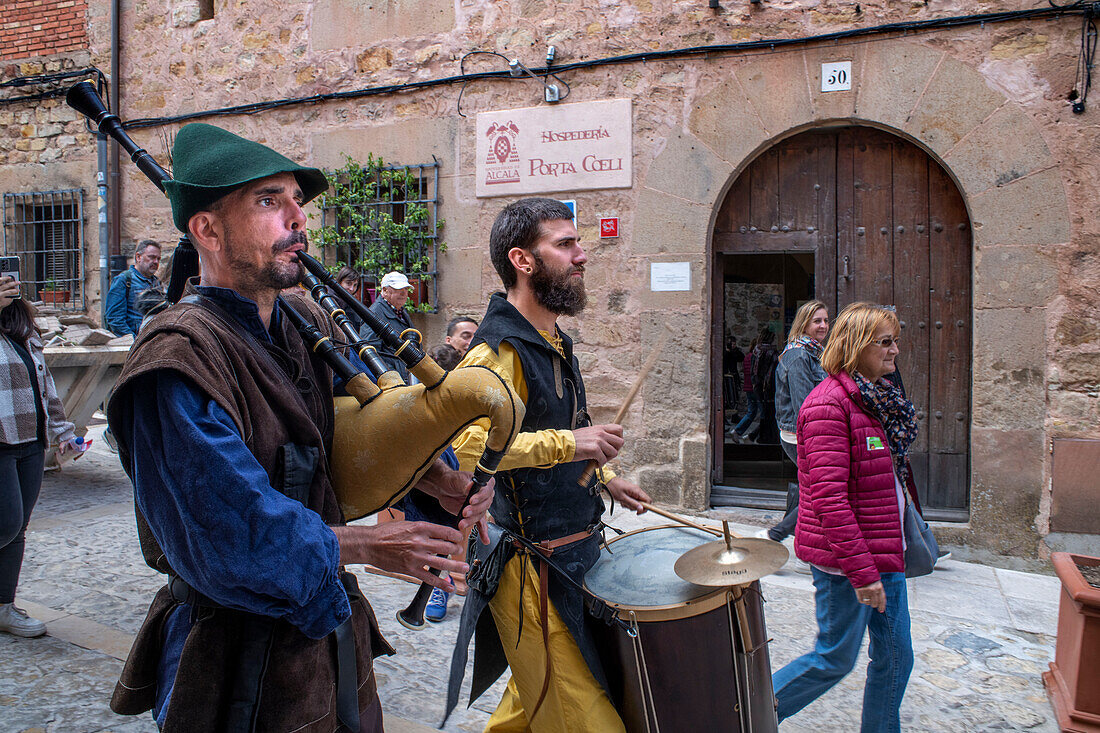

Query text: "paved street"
[1, 423, 1063, 732]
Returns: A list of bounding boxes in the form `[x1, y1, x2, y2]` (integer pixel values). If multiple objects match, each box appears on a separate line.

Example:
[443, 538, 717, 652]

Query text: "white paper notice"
[650, 262, 691, 292]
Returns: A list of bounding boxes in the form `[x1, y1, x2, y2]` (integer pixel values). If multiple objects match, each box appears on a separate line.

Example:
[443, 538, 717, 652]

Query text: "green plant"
[42, 278, 63, 291]
[308, 154, 445, 313]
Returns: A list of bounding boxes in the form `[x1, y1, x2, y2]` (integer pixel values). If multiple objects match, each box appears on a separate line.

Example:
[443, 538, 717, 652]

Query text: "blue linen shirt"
[105, 266, 156, 336]
[116, 286, 350, 725]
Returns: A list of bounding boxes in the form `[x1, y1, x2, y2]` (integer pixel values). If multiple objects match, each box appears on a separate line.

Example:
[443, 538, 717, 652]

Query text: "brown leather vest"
[107, 287, 392, 732]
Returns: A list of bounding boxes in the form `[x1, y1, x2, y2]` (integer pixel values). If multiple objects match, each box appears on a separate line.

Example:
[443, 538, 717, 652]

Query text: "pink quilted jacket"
[794, 371, 909, 588]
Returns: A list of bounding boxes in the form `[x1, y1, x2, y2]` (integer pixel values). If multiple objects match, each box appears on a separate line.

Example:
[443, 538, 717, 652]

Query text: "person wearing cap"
[104, 123, 492, 732]
[359, 270, 414, 381]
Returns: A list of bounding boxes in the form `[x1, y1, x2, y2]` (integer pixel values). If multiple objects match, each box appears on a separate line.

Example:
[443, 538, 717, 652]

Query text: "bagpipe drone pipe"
[66, 82, 524, 608]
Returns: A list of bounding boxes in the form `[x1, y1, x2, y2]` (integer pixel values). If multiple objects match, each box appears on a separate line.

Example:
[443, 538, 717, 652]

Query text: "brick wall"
[0, 0, 88, 61]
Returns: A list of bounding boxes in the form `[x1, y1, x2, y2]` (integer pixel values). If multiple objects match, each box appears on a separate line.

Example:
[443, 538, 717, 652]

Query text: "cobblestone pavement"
[2, 424, 1062, 732]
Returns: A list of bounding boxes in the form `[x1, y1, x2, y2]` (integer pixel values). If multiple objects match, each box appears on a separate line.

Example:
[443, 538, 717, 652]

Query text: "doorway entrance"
[710, 126, 972, 521]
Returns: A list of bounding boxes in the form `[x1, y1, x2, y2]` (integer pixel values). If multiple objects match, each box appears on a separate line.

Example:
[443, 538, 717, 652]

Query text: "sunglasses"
[870, 335, 901, 348]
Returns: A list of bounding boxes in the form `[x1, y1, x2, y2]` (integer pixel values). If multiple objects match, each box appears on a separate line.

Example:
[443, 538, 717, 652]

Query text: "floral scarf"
[782, 336, 824, 361]
[852, 371, 918, 483]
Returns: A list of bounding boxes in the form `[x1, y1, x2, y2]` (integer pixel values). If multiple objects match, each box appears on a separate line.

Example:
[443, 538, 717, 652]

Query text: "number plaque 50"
[821, 61, 853, 92]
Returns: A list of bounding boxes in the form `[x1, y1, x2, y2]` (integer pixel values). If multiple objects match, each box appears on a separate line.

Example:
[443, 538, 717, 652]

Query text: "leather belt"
[537, 528, 597, 553]
[511, 526, 600, 557]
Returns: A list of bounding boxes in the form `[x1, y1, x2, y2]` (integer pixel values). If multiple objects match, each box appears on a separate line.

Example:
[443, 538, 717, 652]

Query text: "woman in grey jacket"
[767, 299, 829, 543]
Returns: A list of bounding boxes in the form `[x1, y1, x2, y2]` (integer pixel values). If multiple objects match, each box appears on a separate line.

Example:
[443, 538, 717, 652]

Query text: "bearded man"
[106, 123, 489, 732]
[445, 197, 650, 732]
[105, 239, 162, 336]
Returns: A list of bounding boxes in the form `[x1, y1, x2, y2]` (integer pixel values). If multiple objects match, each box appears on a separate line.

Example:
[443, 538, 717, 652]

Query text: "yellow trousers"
[485, 555, 625, 733]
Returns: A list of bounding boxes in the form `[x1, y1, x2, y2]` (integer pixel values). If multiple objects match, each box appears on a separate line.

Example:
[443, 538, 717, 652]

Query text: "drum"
[585, 525, 778, 733]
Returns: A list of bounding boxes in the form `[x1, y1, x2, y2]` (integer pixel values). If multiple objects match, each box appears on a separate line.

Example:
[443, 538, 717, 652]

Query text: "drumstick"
[639, 502, 728, 538]
[578, 324, 674, 487]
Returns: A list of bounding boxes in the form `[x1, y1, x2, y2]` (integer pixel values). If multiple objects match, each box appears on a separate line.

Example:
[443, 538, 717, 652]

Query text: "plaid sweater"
[1, 332, 75, 446]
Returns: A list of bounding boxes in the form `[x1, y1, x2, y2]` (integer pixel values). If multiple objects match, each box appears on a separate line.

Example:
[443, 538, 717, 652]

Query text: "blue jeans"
[734, 391, 760, 435]
[773, 568, 912, 732]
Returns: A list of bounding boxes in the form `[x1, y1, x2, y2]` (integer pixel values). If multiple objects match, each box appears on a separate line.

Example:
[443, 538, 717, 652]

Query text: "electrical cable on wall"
[0, 68, 108, 107]
[1068, 3, 1097, 112]
[455, 51, 511, 118]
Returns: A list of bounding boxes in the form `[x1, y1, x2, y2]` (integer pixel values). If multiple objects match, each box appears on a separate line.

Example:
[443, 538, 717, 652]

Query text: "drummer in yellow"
[444, 198, 649, 732]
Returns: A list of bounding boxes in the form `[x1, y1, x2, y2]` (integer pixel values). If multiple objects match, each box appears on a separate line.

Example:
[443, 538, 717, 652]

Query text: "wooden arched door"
[711, 126, 971, 519]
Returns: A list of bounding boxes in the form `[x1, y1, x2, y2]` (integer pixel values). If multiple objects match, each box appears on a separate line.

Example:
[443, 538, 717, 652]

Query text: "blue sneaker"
[425, 589, 450, 622]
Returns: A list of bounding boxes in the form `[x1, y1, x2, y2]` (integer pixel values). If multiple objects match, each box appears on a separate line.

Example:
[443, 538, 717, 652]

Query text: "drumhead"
[585, 525, 729, 620]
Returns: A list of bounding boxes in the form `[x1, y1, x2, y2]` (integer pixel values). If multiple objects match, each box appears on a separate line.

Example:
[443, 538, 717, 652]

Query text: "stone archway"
[711, 125, 972, 519]
[634, 41, 1068, 555]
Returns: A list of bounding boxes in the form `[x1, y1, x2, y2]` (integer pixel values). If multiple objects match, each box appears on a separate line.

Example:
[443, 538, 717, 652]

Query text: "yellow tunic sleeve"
[451, 341, 577, 472]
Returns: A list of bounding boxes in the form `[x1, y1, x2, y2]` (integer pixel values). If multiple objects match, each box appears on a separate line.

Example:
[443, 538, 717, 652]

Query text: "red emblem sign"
[493, 135, 512, 164]
[484, 121, 521, 185]
[599, 217, 619, 238]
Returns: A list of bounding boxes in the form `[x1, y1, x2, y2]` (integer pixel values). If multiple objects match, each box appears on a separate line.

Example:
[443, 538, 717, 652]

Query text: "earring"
[525, 267, 532, 273]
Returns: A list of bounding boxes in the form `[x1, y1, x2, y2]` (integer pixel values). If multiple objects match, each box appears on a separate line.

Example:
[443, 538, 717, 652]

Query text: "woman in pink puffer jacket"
[772, 303, 917, 733]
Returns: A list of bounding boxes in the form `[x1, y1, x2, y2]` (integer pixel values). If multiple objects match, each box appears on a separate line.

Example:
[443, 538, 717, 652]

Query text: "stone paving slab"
[1, 425, 1062, 732]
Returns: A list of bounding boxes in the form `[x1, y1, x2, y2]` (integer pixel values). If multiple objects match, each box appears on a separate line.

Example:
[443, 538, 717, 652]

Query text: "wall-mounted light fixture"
[510, 57, 561, 103]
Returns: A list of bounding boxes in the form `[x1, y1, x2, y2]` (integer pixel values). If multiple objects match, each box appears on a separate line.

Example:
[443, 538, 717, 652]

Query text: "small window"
[317, 160, 442, 313]
[2, 189, 85, 312]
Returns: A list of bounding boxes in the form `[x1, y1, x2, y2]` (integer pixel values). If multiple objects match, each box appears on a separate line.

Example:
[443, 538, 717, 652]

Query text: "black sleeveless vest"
[470, 293, 604, 542]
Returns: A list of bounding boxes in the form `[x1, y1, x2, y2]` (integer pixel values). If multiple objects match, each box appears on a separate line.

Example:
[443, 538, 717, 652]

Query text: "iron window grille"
[2, 189, 85, 312]
[318, 160, 441, 313]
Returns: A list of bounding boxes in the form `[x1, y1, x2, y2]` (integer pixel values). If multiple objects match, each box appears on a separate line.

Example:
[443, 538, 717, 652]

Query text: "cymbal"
[674, 534, 789, 587]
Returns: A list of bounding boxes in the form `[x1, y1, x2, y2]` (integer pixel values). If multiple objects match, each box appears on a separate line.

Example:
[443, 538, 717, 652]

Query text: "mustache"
[273, 230, 309, 254]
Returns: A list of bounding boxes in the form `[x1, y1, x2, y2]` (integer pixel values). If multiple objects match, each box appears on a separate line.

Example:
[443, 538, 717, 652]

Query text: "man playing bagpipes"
[105, 123, 493, 732]
[445, 197, 651, 732]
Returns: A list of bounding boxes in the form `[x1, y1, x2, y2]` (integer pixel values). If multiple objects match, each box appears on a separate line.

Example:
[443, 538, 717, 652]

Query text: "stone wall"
[4, 0, 1099, 558]
[0, 52, 101, 314]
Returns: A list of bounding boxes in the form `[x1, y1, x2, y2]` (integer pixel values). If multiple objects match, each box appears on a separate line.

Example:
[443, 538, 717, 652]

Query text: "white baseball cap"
[380, 271, 411, 290]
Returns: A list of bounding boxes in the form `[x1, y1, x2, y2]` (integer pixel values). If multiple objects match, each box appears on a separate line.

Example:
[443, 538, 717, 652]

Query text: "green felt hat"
[164, 123, 328, 232]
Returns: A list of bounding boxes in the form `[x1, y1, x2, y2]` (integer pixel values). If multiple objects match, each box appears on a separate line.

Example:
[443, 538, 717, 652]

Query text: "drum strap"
[518, 529, 592, 724]
[504, 528, 634, 722]
[527, 557, 553, 724]
[505, 531, 632, 636]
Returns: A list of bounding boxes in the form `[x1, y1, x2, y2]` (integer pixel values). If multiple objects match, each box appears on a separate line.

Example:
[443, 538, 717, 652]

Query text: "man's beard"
[530, 249, 586, 316]
[223, 226, 306, 292]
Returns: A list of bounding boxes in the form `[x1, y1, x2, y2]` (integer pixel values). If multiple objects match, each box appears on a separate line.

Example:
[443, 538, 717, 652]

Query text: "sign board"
[599, 217, 619, 238]
[821, 61, 852, 92]
[559, 199, 577, 228]
[476, 99, 633, 197]
[650, 262, 691, 292]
